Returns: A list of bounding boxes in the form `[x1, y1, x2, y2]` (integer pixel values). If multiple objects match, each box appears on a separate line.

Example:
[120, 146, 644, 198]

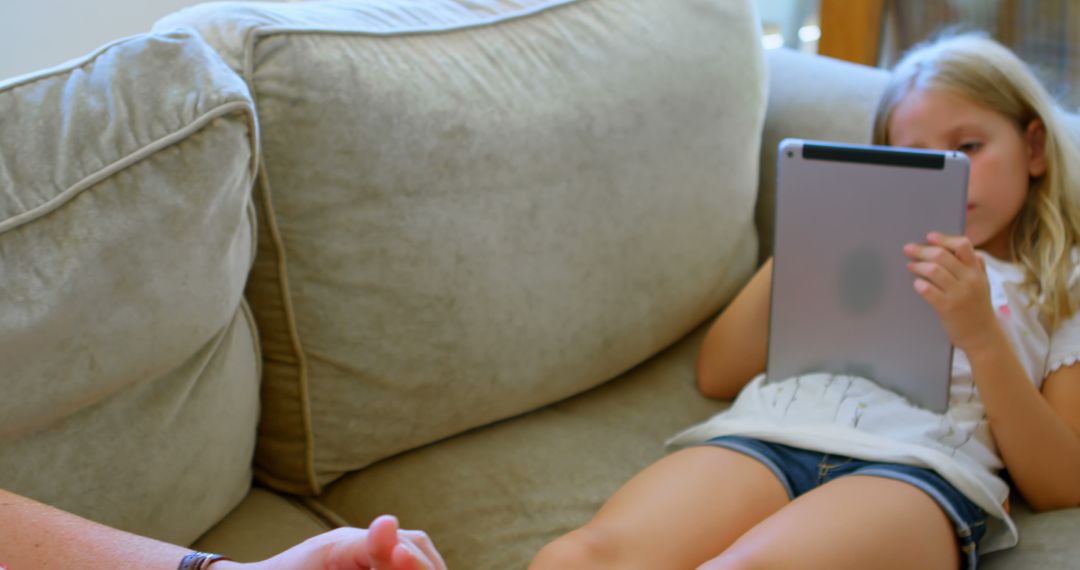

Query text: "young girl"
[529, 33, 1080, 570]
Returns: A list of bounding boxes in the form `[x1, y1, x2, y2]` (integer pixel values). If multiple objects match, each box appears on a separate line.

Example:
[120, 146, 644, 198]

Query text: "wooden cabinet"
[818, 0, 885, 66]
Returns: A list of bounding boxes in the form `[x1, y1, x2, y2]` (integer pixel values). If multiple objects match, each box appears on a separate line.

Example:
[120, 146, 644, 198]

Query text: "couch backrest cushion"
[755, 49, 890, 259]
[0, 31, 261, 545]
[156, 0, 766, 494]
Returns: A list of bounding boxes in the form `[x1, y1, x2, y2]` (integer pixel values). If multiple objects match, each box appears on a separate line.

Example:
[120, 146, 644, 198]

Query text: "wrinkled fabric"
[156, 0, 767, 494]
[0, 31, 260, 545]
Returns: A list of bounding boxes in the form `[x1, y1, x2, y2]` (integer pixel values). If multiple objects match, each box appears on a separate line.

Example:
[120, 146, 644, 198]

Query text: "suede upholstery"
[0, 31, 261, 545]
[190, 487, 334, 562]
[315, 321, 725, 567]
[755, 49, 891, 260]
[155, 0, 766, 495]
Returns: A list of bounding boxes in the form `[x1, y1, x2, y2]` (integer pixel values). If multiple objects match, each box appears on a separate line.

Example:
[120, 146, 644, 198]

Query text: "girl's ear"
[1026, 118, 1048, 178]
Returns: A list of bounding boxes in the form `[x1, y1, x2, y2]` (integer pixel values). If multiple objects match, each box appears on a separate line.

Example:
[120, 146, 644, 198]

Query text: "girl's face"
[887, 88, 1046, 260]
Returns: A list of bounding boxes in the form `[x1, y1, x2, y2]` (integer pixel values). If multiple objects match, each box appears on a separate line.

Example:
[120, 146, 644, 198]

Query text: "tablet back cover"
[766, 139, 969, 413]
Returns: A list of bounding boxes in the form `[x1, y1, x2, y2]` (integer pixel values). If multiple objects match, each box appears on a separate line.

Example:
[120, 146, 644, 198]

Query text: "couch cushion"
[317, 317, 1080, 565]
[980, 500, 1080, 569]
[191, 487, 334, 562]
[0, 31, 260, 545]
[312, 319, 1080, 569]
[314, 321, 726, 569]
[156, 0, 766, 495]
[756, 49, 890, 259]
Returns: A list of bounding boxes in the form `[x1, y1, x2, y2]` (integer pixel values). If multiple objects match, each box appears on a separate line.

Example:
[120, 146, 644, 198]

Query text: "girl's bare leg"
[528, 446, 790, 570]
[698, 475, 961, 570]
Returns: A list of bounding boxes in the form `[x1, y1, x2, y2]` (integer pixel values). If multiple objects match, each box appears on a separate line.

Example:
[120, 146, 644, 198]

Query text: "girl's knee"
[529, 527, 622, 569]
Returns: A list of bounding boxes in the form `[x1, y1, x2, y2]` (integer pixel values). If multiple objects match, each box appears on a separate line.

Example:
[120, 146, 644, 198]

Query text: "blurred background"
[0, 0, 291, 81]
[757, 0, 1079, 109]
[2, 0, 1078, 110]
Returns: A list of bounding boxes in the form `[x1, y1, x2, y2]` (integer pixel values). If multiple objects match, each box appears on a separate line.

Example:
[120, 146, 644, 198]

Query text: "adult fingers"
[391, 542, 434, 570]
[398, 531, 446, 570]
[366, 515, 400, 567]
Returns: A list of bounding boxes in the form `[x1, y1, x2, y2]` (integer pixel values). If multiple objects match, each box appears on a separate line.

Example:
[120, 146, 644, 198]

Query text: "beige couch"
[1, 1, 1077, 568]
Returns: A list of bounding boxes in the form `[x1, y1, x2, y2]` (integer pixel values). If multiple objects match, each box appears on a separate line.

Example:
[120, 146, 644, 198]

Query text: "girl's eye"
[957, 142, 982, 154]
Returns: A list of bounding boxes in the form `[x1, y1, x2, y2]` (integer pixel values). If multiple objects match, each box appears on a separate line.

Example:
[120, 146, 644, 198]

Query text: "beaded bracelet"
[178, 552, 231, 570]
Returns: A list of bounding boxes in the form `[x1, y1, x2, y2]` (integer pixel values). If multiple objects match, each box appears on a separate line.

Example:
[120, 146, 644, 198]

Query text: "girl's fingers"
[926, 232, 978, 265]
[913, 277, 945, 308]
[902, 242, 963, 274]
[902, 244, 962, 280]
[907, 260, 958, 289]
[903, 232, 979, 286]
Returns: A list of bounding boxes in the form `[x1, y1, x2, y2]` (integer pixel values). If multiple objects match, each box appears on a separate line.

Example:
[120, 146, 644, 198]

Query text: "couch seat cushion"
[191, 487, 334, 562]
[314, 317, 1080, 569]
[312, 321, 724, 569]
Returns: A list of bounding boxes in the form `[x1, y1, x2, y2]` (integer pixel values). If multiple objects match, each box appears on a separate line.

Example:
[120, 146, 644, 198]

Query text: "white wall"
[0, 0, 289, 81]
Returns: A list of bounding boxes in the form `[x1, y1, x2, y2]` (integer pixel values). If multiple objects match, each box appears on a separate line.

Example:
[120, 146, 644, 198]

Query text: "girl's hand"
[903, 232, 999, 354]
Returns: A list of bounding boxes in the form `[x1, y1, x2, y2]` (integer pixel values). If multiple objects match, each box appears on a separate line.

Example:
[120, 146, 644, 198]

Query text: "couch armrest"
[756, 49, 890, 260]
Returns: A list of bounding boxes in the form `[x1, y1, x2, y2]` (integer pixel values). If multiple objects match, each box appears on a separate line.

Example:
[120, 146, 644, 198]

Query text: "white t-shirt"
[667, 250, 1080, 554]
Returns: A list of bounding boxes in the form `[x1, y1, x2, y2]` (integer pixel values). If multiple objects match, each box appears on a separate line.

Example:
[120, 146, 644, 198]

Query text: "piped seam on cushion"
[253, 158, 321, 496]
[242, 0, 582, 45]
[231, 0, 587, 499]
[240, 298, 263, 384]
[0, 100, 257, 234]
[246, 197, 259, 270]
[233, 0, 584, 82]
[232, 21, 320, 496]
[0, 32, 185, 92]
[298, 496, 351, 529]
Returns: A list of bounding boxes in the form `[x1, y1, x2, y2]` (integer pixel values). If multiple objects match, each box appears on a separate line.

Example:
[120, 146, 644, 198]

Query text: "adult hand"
[243, 515, 446, 570]
[365, 515, 445, 570]
[903, 232, 999, 355]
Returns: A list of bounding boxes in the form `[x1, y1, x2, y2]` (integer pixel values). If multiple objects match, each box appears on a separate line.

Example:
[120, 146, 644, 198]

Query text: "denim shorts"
[707, 435, 989, 569]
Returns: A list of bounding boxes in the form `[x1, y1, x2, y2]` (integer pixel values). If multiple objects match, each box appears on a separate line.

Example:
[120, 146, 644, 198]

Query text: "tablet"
[765, 139, 969, 413]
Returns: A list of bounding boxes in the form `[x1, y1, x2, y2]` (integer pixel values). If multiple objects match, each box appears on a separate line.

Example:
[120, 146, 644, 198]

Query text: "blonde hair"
[872, 33, 1080, 330]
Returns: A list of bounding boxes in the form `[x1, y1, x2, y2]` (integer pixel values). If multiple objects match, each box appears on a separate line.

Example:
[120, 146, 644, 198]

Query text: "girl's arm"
[966, 337, 1080, 511]
[905, 233, 1080, 511]
[696, 258, 773, 400]
[967, 332, 1080, 509]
